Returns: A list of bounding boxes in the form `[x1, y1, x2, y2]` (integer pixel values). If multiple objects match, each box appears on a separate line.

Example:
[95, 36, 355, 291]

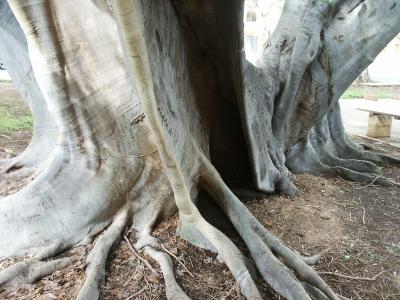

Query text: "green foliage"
[342, 88, 364, 99]
[0, 96, 33, 134]
[342, 87, 394, 99]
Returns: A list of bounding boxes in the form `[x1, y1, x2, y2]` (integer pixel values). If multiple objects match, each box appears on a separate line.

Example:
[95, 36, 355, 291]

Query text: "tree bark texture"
[0, 0, 399, 299]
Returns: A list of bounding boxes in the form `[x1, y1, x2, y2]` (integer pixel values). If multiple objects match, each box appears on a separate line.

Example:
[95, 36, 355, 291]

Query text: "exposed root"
[1, 166, 36, 180]
[320, 153, 381, 175]
[114, 2, 262, 298]
[0, 137, 53, 176]
[124, 235, 158, 275]
[277, 171, 299, 197]
[0, 239, 76, 288]
[313, 161, 397, 187]
[330, 166, 399, 187]
[128, 229, 189, 299]
[201, 156, 341, 300]
[2, 161, 24, 174]
[144, 247, 189, 299]
[160, 245, 194, 278]
[0, 156, 22, 174]
[325, 102, 400, 168]
[286, 103, 400, 189]
[286, 140, 399, 187]
[76, 209, 130, 300]
[338, 139, 400, 167]
[178, 214, 263, 299]
[302, 282, 330, 300]
[357, 150, 400, 167]
[298, 253, 322, 266]
[318, 269, 387, 281]
[0, 257, 75, 287]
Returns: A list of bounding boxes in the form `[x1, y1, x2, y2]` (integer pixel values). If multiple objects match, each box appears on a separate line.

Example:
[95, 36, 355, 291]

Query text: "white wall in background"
[244, 1, 400, 84]
[243, 0, 283, 65]
[0, 70, 11, 81]
[368, 37, 400, 84]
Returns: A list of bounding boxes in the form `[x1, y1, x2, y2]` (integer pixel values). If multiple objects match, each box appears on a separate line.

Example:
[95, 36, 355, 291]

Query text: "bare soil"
[0, 87, 399, 299]
[0, 82, 34, 197]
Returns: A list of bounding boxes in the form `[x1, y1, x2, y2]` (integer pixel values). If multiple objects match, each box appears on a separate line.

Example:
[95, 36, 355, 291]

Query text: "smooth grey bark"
[0, 1, 55, 173]
[0, 0, 399, 299]
[0, 0, 176, 265]
[0, 0, 179, 297]
[240, 0, 400, 193]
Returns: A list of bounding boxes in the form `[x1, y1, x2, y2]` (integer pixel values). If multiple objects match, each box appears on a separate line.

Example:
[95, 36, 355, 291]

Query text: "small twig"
[318, 269, 387, 281]
[355, 176, 379, 189]
[362, 207, 366, 225]
[123, 235, 158, 275]
[123, 267, 140, 287]
[161, 244, 194, 278]
[0, 146, 13, 153]
[0, 134, 12, 141]
[127, 286, 147, 299]
[222, 284, 238, 299]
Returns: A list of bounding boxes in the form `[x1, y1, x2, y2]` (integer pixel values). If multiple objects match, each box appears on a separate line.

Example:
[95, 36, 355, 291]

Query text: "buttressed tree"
[0, 0, 399, 299]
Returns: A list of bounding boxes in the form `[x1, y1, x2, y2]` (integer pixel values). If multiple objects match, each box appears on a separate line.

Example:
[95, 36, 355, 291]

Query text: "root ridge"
[0, 257, 76, 287]
[144, 246, 189, 300]
[201, 156, 342, 300]
[77, 209, 129, 300]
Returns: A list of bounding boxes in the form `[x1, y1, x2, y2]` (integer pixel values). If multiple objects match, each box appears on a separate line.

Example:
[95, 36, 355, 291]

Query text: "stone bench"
[357, 103, 400, 138]
[360, 83, 400, 101]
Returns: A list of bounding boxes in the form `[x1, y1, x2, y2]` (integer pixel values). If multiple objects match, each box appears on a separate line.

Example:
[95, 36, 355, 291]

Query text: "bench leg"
[363, 85, 379, 101]
[367, 113, 392, 138]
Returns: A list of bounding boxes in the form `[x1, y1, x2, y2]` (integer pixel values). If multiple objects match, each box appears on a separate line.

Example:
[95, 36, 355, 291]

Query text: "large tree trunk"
[0, 0, 55, 173]
[1, 0, 399, 299]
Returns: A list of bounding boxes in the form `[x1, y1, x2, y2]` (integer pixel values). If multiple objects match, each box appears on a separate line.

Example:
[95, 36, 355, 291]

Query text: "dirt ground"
[0, 84, 399, 299]
[0, 82, 34, 197]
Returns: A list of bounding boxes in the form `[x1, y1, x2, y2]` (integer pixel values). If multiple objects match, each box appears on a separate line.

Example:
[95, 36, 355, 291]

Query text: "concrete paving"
[340, 98, 400, 148]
